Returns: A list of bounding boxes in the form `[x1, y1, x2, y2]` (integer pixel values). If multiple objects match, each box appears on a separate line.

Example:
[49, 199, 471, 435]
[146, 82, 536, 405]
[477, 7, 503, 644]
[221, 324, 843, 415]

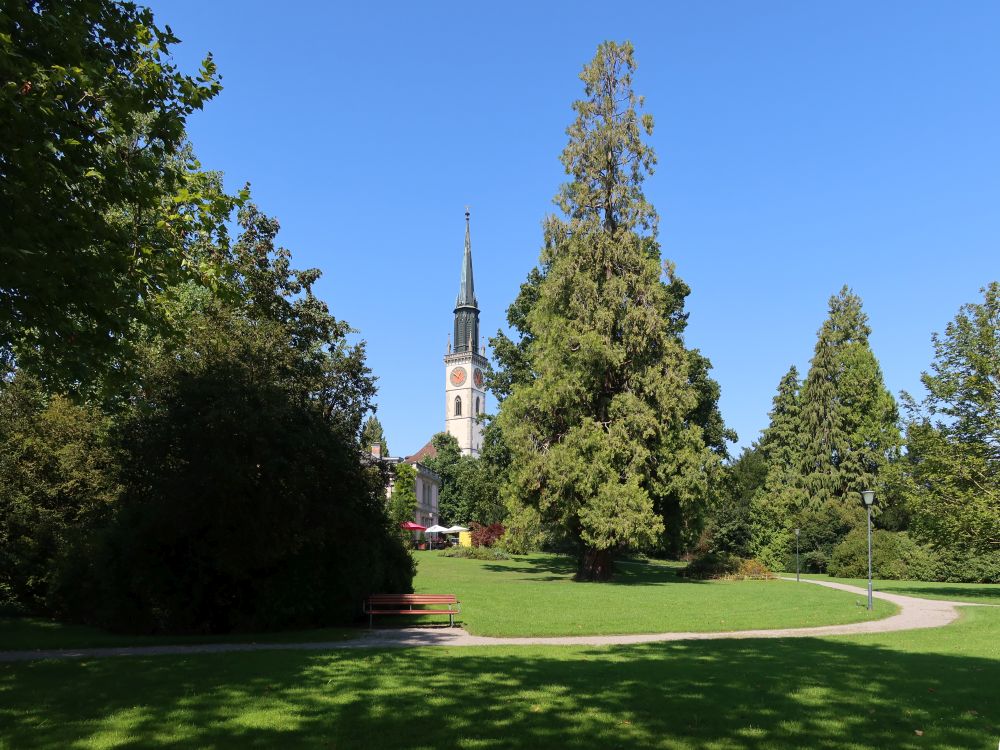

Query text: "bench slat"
[364, 593, 461, 627]
[368, 594, 457, 601]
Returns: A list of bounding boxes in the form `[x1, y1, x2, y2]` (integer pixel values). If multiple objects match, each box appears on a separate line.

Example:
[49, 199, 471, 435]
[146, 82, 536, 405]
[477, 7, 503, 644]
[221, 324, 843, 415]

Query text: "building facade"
[380, 452, 441, 528]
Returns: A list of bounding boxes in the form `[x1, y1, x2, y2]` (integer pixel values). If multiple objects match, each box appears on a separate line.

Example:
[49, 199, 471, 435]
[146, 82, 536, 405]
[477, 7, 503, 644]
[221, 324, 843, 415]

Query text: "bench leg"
[450, 613, 454, 628]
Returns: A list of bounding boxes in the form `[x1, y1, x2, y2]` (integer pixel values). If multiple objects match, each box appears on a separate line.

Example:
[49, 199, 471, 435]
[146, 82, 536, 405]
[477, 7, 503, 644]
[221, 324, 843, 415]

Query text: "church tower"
[444, 210, 487, 456]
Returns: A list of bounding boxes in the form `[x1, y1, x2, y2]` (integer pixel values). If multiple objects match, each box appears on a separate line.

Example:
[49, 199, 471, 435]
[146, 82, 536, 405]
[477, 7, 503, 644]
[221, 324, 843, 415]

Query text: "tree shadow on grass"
[886, 584, 1000, 603]
[3, 613, 997, 749]
[480, 556, 705, 586]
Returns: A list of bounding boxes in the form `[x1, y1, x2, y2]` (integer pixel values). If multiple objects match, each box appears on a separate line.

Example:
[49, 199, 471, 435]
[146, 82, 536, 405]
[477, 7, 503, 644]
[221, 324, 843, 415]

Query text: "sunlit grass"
[409, 552, 895, 636]
[1, 607, 996, 749]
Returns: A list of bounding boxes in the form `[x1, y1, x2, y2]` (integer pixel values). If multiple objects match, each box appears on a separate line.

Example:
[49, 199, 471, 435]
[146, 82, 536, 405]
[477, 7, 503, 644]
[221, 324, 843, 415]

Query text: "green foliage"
[685, 555, 775, 581]
[495, 42, 727, 579]
[438, 546, 510, 561]
[65, 313, 412, 634]
[360, 416, 388, 456]
[749, 366, 805, 568]
[0, 186, 407, 631]
[389, 463, 417, 529]
[798, 288, 902, 507]
[828, 529, 938, 580]
[1, 1, 238, 386]
[424, 430, 506, 527]
[709, 444, 767, 558]
[749, 290, 902, 571]
[901, 282, 999, 558]
[0, 376, 120, 613]
[930, 547, 1000, 584]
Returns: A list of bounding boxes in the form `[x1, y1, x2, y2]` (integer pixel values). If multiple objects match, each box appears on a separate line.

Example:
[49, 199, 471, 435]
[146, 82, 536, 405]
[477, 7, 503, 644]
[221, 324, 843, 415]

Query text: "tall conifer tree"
[797, 287, 900, 518]
[750, 366, 806, 566]
[497, 42, 720, 580]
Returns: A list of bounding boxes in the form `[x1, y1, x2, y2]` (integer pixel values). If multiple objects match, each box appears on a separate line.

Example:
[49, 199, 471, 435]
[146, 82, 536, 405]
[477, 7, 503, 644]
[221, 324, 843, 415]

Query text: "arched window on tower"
[455, 396, 462, 416]
[475, 396, 480, 414]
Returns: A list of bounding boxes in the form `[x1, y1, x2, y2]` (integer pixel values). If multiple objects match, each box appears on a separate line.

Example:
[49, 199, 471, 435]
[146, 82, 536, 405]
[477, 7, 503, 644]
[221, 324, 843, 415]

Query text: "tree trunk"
[577, 546, 615, 581]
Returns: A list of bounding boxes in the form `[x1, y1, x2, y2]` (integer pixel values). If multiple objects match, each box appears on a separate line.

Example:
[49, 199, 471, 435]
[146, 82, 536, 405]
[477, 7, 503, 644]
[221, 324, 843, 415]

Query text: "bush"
[60, 326, 414, 634]
[932, 547, 1000, 583]
[683, 551, 741, 578]
[829, 529, 937, 580]
[439, 546, 510, 561]
[470, 522, 505, 548]
[801, 550, 829, 574]
[733, 558, 775, 580]
[684, 552, 774, 580]
[0, 376, 119, 615]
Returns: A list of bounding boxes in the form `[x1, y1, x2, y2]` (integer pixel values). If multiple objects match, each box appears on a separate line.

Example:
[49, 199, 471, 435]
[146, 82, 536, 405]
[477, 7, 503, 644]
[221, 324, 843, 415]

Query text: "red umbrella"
[400, 521, 426, 531]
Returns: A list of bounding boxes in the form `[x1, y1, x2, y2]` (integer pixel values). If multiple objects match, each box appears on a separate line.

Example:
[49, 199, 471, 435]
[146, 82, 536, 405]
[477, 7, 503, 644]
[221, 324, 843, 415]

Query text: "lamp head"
[794, 528, 800, 536]
[862, 490, 875, 507]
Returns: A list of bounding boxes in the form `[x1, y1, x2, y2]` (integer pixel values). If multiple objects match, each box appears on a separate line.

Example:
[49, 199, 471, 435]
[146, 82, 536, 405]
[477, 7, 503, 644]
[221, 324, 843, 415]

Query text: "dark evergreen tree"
[791, 287, 901, 568]
[496, 42, 727, 580]
[749, 366, 807, 567]
[798, 287, 900, 505]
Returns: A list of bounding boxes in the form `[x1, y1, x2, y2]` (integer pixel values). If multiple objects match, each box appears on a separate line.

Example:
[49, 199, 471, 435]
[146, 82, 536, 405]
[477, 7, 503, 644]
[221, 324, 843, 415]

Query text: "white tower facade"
[444, 211, 486, 456]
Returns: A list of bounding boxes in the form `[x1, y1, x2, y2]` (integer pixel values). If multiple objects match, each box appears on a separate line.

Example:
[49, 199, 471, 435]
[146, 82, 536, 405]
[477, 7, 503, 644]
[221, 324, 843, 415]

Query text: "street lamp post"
[862, 490, 875, 610]
[795, 528, 800, 582]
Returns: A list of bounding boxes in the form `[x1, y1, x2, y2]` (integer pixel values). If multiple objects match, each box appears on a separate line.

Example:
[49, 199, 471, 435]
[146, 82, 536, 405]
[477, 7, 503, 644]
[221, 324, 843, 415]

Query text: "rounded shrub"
[829, 529, 937, 580]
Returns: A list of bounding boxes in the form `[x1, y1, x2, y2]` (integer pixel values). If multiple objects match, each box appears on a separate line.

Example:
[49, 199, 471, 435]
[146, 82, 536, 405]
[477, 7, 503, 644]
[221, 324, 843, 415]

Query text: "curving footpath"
[0, 579, 983, 663]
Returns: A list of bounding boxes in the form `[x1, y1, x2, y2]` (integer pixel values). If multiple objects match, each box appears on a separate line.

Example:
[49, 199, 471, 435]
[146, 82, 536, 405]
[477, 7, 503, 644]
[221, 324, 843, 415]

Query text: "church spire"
[452, 208, 480, 354]
[456, 208, 477, 308]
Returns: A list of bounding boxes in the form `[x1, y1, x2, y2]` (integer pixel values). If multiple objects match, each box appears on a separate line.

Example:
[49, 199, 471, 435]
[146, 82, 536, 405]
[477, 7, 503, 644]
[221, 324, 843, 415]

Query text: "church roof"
[405, 440, 438, 464]
[455, 209, 477, 309]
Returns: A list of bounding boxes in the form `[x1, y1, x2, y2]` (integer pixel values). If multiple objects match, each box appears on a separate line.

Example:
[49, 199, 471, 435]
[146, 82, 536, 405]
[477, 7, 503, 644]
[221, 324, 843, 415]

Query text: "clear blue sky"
[150, 0, 999, 457]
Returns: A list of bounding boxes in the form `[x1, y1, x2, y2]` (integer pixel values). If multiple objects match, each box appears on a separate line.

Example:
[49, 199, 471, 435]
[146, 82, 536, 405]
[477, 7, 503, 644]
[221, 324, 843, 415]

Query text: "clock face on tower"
[450, 366, 467, 386]
[473, 368, 484, 388]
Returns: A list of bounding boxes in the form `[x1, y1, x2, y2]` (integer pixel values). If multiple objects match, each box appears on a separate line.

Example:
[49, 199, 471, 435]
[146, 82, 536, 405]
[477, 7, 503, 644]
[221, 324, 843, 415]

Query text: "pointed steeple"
[456, 208, 478, 308]
[452, 208, 480, 354]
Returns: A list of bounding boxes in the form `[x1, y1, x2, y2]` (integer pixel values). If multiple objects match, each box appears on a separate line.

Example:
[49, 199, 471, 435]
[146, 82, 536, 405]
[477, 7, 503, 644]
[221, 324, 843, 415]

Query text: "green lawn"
[409, 552, 894, 636]
[799, 574, 1000, 605]
[2, 554, 896, 651]
[1, 606, 996, 749]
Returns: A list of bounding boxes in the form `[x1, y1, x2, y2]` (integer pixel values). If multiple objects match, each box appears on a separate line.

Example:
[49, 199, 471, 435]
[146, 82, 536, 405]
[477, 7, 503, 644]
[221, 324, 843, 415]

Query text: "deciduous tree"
[1, 1, 233, 386]
[902, 282, 999, 556]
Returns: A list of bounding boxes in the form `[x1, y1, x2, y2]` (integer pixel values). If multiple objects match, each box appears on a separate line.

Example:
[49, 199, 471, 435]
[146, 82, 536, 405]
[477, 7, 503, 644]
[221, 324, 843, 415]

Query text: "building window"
[475, 396, 480, 414]
[455, 396, 462, 416]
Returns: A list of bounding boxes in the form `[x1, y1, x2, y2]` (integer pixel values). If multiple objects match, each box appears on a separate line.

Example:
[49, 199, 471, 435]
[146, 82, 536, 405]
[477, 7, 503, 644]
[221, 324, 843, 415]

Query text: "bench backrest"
[367, 594, 457, 605]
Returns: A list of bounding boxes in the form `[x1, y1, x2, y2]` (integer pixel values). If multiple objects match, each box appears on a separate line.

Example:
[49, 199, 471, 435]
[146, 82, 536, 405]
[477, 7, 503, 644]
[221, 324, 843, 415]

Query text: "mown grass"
[1, 606, 996, 749]
[408, 552, 895, 636]
[2, 554, 896, 650]
[799, 573, 999, 604]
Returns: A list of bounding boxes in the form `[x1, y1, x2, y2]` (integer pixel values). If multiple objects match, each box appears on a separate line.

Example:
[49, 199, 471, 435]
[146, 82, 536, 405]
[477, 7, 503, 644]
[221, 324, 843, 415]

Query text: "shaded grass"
[408, 553, 895, 636]
[0, 618, 358, 652]
[0, 607, 996, 749]
[799, 574, 999, 604]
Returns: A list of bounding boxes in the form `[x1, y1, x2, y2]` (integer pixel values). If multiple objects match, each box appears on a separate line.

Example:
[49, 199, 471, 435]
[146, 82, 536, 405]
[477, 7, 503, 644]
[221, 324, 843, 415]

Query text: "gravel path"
[0, 578, 980, 662]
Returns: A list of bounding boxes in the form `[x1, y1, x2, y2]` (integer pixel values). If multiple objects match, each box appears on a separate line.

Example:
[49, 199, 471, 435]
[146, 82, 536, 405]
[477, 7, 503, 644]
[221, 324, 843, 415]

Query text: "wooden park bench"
[364, 594, 461, 628]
